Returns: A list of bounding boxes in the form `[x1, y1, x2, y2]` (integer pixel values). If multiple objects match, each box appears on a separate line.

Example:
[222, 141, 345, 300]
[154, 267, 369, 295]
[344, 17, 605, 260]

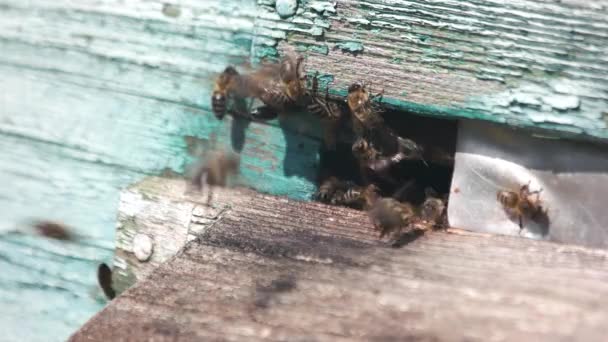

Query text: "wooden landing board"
[73, 178, 608, 341]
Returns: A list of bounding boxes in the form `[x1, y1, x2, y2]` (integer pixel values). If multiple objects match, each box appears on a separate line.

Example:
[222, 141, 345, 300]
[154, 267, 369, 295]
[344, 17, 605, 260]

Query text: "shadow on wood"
[73, 177, 608, 342]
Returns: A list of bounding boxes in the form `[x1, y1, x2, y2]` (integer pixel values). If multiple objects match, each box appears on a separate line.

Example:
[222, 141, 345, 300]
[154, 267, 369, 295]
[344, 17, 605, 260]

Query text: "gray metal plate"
[448, 121, 608, 248]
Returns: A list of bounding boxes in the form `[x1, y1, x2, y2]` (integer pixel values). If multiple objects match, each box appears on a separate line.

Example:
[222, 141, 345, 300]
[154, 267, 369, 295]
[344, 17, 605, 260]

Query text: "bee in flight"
[31, 220, 76, 241]
[189, 150, 241, 203]
[497, 182, 548, 234]
[97, 263, 116, 300]
[211, 53, 308, 121]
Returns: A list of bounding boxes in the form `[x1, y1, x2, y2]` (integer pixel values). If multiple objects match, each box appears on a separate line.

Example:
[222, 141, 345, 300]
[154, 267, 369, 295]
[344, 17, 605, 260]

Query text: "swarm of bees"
[208, 52, 550, 242]
[207, 52, 449, 243]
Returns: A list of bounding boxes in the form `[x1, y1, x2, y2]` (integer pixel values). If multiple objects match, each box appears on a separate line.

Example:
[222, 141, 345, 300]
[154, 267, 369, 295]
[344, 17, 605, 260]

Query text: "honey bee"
[346, 82, 385, 137]
[331, 183, 380, 210]
[307, 73, 346, 149]
[189, 150, 241, 203]
[418, 187, 448, 229]
[351, 138, 380, 163]
[279, 52, 307, 104]
[97, 263, 116, 300]
[497, 182, 548, 233]
[315, 176, 347, 203]
[246, 53, 308, 119]
[351, 138, 407, 185]
[211, 66, 241, 120]
[367, 197, 419, 240]
[212, 53, 307, 121]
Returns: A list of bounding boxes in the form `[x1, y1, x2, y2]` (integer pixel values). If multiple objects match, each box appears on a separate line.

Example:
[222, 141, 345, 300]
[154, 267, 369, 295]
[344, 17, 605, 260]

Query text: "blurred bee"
[497, 182, 548, 233]
[346, 82, 385, 138]
[211, 66, 241, 120]
[32, 220, 75, 241]
[247, 53, 308, 120]
[189, 150, 241, 203]
[367, 198, 420, 240]
[307, 73, 346, 149]
[418, 187, 448, 229]
[211, 53, 307, 121]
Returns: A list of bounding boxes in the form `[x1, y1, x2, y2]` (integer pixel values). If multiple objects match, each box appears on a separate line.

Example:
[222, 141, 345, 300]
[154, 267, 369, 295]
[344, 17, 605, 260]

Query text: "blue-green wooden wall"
[0, 0, 323, 340]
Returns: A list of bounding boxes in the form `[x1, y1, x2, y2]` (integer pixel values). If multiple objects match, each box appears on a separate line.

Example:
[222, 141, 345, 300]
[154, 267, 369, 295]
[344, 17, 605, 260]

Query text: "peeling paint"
[308, 1, 337, 14]
[335, 41, 364, 54]
[296, 43, 329, 55]
[161, 4, 181, 18]
[253, 0, 336, 60]
[542, 95, 581, 111]
[264, 0, 608, 141]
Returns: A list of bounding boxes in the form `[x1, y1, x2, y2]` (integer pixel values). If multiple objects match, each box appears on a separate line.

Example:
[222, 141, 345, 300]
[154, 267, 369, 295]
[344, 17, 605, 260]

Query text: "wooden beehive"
[1, 0, 608, 340]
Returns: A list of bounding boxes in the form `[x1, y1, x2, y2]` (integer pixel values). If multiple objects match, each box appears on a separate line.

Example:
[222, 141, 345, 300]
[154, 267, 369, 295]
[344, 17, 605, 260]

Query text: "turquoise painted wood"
[0, 1, 321, 341]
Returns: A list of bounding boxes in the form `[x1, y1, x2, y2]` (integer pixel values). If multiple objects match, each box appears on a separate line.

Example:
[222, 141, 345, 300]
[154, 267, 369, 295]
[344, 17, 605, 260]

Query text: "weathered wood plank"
[113, 176, 352, 294]
[72, 178, 608, 342]
[256, 0, 608, 141]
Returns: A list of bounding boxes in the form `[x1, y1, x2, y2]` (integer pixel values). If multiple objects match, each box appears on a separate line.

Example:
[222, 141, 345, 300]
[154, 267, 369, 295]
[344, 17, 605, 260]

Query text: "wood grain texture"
[72, 177, 608, 342]
[112, 176, 339, 295]
[0, 1, 319, 340]
[259, 0, 608, 141]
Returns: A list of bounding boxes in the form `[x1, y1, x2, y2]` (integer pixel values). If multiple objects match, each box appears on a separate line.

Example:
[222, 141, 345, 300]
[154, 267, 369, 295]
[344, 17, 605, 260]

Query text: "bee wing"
[233, 66, 282, 98]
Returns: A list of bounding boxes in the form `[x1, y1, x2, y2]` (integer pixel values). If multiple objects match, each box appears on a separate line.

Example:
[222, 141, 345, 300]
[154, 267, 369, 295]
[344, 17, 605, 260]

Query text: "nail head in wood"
[275, 0, 298, 18]
[133, 234, 154, 262]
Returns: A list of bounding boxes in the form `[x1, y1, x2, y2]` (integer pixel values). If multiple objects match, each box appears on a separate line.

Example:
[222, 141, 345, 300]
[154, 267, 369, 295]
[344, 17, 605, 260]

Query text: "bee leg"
[371, 89, 384, 103]
[518, 215, 524, 235]
[206, 186, 214, 205]
[251, 106, 279, 121]
[322, 122, 337, 150]
[311, 71, 319, 96]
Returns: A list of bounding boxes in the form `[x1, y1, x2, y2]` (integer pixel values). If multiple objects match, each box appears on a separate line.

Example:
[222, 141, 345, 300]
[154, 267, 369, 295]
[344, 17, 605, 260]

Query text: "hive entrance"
[316, 110, 457, 209]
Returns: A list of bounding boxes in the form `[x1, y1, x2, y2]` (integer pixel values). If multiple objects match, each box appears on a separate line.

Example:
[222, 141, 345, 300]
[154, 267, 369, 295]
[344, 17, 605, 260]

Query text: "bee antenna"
[421, 157, 429, 167]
